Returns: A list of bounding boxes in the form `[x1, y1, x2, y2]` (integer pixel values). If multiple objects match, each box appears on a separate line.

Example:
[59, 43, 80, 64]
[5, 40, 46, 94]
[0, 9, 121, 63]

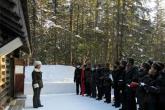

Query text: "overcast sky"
[146, 0, 165, 20]
[147, 0, 165, 9]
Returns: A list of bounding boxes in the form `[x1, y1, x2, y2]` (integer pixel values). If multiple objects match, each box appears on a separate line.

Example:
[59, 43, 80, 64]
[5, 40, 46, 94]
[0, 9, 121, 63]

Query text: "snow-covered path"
[24, 94, 117, 110]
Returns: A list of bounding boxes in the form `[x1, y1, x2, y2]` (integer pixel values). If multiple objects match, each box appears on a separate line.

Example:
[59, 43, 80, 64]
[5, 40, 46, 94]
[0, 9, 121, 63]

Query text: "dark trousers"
[145, 95, 157, 110]
[91, 83, 96, 98]
[158, 101, 165, 110]
[114, 87, 121, 106]
[146, 102, 157, 110]
[125, 88, 137, 110]
[85, 82, 91, 96]
[105, 86, 111, 103]
[33, 88, 42, 107]
[121, 89, 127, 110]
[97, 85, 103, 99]
[76, 81, 81, 95]
[137, 91, 145, 110]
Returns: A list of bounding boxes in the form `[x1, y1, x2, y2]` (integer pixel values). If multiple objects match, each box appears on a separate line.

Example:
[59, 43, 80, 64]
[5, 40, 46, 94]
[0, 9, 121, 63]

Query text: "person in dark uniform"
[157, 62, 165, 110]
[152, 62, 165, 110]
[85, 64, 92, 96]
[80, 65, 86, 96]
[124, 58, 139, 110]
[141, 62, 162, 110]
[115, 60, 127, 108]
[96, 64, 104, 100]
[74, 64, 82, 95]
[91, 65, 97, 98]
[32, 61, 43, 108]
[147, 60, 153, 67]
[103, 63, 112, 103]
[136, 62, 150, 110]
[112, 61, 120, 107]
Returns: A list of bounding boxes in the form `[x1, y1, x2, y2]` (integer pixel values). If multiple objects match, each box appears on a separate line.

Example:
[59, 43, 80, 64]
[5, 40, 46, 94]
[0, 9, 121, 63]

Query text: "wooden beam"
[0, 38, 23, 57]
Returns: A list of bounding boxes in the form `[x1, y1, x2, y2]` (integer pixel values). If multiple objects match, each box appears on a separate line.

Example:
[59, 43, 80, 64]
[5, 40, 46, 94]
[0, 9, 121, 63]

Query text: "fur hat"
[157, 62, 164, 70]
[34, 61, 42, 67]
[152, 62, 162, 72]
[142, 62, 151, 71]
[121, 60, 127, 67]
[147, 60, 153, 66]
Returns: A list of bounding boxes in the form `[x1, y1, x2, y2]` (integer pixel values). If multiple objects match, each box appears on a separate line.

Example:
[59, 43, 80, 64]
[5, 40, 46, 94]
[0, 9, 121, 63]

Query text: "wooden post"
[14, 58, 25, 97]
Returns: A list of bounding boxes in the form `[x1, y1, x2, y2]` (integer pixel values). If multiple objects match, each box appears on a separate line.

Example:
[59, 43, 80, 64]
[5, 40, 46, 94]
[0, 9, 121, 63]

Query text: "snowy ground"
[24, 94, 117, 110]
[24, 65, 117, 110]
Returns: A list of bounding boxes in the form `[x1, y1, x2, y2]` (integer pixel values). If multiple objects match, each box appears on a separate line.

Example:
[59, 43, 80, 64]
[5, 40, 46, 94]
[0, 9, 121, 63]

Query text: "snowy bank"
[25, 65, 75, 83]
[24, 65, 76, 95]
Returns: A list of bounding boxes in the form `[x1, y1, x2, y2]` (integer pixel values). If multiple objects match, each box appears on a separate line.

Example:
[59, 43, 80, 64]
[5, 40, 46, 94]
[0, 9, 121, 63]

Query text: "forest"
[27, 0, 165, 65]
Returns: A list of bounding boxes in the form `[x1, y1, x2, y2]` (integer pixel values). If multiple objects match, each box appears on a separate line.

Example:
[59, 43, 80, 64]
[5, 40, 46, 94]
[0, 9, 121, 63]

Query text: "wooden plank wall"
[0, 56, 10, 107]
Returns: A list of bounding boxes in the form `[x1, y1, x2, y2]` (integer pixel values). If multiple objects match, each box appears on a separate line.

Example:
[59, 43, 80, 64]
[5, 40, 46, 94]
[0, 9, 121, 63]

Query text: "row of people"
[74, 63, 112, 103]
[74, 58, 165, 110]
[113, 59, 165, 110]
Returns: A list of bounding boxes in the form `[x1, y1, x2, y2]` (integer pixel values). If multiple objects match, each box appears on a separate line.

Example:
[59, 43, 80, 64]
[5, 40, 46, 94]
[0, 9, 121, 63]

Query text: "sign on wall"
[15, 65, 24, 74]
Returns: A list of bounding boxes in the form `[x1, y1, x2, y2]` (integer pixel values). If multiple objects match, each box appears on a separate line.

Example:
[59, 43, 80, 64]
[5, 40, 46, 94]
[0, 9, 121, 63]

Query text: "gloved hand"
[119, 80, 123, 82]
[139, 82, 146, 86]
[33, 83, 39, 88]
[129, 82, 139, 88]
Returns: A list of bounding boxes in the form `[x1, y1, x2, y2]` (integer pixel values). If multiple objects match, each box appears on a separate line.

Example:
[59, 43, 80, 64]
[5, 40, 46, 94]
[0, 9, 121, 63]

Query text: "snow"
[24, 94, 117, 110]
[25, 83, 75, 95]
[25, 65, 75, 83]
[43, 20, 56, 29]
[43, 20, 64, 29]
[24, 65, 117, 110]
[129, 34, 133, 37]
[75, 35, 82, 39]
[94, 27, 103, 33]
[24, 65, 76, 95]
[135, 43, 140, 46]
[141, 55, 146, 57]
[138, 48, 143, 52]
[87, 13, 91, 16]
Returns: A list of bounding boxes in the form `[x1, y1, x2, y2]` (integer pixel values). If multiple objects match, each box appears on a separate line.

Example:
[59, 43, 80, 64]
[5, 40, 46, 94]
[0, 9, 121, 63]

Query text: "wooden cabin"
[0, 0, 31, 108]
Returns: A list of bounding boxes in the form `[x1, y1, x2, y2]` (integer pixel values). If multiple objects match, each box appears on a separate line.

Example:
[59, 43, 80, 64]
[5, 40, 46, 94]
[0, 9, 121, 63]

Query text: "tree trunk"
[69, 0, 74, 65]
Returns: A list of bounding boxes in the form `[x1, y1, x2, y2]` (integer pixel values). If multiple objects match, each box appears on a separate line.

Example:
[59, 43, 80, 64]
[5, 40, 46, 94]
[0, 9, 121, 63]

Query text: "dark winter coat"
[85, 68, 91, 83]
[125, 66, 139, 85]
[112, 67, 125, 89]
[124, 66, 139, 94]
[136, 70, 149, 110]
[32, 69, 43, 88]
[157, 71, 165, 110]
[136, 70, 148, 97]
[118, 67, 126, 89]
[91, 69, 97, 86]
[74, 68, 81, 83]
[112, 69, 120, 88]
[142, 74, 160, 110]
[96, 68, 104, 87]
[103, 68, 112, 87]
[124, 66, 139, 110]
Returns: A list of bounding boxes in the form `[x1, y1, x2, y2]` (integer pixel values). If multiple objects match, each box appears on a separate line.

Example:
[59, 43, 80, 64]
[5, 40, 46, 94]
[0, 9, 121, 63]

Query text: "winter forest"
[28, 0, 165, 65]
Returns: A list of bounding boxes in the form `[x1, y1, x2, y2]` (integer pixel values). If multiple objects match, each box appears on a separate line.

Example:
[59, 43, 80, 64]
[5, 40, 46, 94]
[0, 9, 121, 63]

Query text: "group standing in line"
[74, 58, 165, 110]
